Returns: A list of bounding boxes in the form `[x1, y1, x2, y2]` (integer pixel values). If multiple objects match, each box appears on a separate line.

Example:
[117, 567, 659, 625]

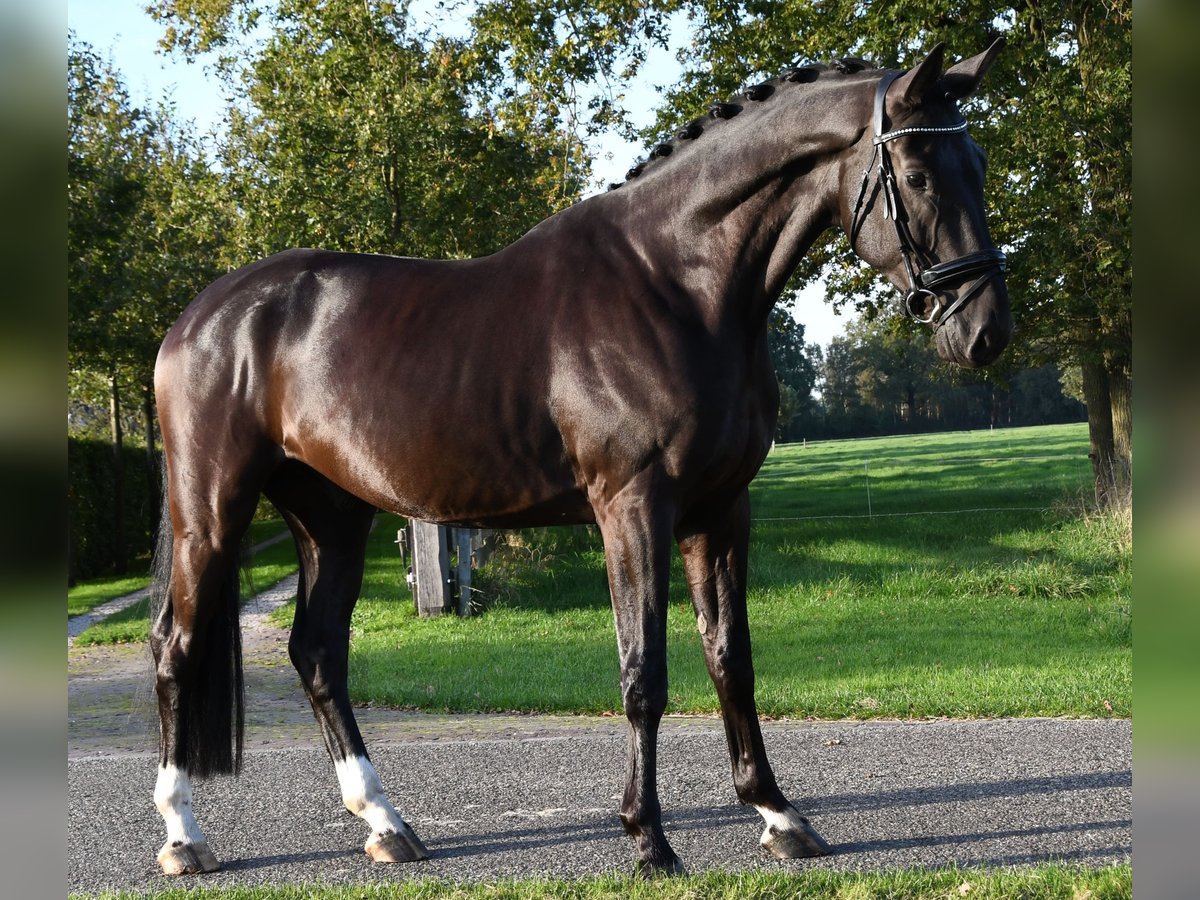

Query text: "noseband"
[851, 71, 1006, 328]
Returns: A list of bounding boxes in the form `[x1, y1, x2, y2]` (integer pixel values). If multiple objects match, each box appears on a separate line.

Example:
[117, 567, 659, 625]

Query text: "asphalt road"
[68, 716, 1130, 893]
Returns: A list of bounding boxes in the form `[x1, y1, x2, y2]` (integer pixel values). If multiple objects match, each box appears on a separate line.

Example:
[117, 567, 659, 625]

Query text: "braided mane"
[607, 58, 878, 191]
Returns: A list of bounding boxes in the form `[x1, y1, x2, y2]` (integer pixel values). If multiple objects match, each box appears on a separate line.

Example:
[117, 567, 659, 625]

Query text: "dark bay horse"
[150, 40, 1010, 875]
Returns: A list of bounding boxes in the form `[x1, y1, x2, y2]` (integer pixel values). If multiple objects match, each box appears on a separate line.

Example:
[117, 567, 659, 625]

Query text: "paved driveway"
[69, 715, 1130, 892]
[67, 574, 1130, 893]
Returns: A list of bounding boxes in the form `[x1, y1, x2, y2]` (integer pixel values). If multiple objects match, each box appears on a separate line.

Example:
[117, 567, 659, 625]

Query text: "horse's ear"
[943, 37, 1005, 100]
[892, 42, 946, 108]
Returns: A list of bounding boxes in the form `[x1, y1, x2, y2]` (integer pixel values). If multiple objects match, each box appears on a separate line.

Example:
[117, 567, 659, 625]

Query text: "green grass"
[73, 528, 298, 645]
[74, 425, 1132, 720]
[67, 518, 289, 618]
[67, 571, 154, 618]
[315, 423, 1129, 720]
[246, 517, 289, 547]
[76, 863, 1132, 899]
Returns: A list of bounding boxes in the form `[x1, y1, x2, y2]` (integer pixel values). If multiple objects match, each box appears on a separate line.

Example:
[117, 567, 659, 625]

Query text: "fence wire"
[750, 452, 1091, 523]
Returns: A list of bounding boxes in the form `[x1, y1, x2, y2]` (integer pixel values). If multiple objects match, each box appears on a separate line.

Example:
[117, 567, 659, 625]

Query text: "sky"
[67, 0, 852, 347]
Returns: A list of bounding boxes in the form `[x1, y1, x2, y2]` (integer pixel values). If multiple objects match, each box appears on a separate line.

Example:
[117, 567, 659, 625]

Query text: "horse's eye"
[905, 172, 928, 191]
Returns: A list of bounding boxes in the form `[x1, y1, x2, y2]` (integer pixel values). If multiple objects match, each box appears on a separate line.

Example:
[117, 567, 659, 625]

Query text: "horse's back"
[155, 248, 588, 524]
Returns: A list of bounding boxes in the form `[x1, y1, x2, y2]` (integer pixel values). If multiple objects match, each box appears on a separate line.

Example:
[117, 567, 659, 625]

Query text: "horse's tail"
[149, 459, 245, 778]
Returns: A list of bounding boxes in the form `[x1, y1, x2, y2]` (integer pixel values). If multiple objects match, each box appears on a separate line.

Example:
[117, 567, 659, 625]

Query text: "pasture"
[70, 423, 1130, 720]
[268, 422, 1130, 720]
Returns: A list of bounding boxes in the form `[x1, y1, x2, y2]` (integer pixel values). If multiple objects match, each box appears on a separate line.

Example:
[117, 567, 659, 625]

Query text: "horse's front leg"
[594, 471, 685, 876]
[677, 490, 831, 859]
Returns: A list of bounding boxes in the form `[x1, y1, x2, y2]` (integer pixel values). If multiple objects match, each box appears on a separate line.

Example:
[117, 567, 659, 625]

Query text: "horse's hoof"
[634, 858, 687, 878]
[365, 826, 429, 863]
[157, 840, 220, 875]
[761, 815, 831, 859]
[634, 849, 687, 878]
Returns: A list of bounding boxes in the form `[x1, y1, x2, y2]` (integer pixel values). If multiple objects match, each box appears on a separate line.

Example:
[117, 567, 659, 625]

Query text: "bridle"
[850, 71, 1006, 328]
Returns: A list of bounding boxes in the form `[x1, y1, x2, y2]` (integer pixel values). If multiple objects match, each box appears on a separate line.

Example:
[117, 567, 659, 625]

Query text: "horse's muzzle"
[935, 292, 1012, 368]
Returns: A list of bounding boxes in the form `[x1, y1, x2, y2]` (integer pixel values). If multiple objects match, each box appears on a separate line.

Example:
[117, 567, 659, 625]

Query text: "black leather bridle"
[851, 71, 1006, 328]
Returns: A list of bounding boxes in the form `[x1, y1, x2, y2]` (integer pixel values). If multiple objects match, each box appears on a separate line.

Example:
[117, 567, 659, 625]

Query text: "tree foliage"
[69, 38, 233, 389]
[217, 1, 581, 259]
[148, 0, 623, 258]
[68, 40, 151, 383]
[812, 316, 1083, 440]
[767, 305, 821, 440]
[69, 36, 235, 570]
[465, 0, 675, 175]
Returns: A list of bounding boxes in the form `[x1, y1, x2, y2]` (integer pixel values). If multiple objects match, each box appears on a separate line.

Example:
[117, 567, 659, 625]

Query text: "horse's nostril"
[968, 324, 1009, 366]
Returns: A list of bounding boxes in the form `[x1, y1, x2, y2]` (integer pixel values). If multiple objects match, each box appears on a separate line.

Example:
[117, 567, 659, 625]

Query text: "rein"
[851, 71, 1006, 328]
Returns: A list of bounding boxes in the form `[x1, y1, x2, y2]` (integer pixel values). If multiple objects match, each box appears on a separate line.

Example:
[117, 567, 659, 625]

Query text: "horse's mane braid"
[607, 58, 879, 192]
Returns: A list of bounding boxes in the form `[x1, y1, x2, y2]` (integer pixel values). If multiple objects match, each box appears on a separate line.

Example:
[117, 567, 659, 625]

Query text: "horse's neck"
[607, 76, 870, 333]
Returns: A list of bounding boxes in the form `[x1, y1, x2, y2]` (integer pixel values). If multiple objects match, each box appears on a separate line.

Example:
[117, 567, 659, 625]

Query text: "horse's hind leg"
[266, 463, 428, 864]
[676, 490, 830, 859]
[150, 450, 265, 875]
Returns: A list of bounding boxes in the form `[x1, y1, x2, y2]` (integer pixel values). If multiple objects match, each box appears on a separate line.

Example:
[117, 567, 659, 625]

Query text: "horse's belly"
[280, 404, 590, 528]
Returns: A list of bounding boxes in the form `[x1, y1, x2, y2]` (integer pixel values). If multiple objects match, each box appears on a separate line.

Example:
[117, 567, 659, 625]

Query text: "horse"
[148, 39, 1011, 876]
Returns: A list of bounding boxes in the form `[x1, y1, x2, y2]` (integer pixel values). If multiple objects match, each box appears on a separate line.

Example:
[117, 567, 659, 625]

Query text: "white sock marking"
[154, 765, 206, 846]
[334, 756, 408, 837]
[755, 804, 805, 843]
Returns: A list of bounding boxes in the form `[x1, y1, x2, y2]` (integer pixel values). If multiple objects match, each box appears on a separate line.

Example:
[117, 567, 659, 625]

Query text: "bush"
[67, 437, 160, 583]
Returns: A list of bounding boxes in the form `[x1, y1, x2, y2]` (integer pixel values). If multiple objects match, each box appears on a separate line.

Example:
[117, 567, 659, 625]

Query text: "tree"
[69, 38, 236, 569]
[1009, 365, 1086, 426]
[150, 0, 593, 261]
[464, 0, 675, 193]
[809, 315, 1082, 439]
[68, 39, 155, 572]
[766, 305, 821, 441]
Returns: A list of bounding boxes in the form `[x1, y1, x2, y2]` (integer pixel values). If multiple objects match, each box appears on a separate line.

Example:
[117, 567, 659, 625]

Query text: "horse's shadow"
[218, 768, 1130, 871]
[217, 848, 352, 872]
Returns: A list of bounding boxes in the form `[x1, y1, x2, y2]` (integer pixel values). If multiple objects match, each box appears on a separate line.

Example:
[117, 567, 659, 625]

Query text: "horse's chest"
[688, 388, 775, 488]
[550, 321, 777, 494]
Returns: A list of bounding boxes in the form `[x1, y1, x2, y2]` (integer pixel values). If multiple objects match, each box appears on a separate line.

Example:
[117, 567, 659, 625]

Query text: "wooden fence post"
[455, 528, 473, 616]
[470, 528, 496, 568]
[410, 520, 451, 616]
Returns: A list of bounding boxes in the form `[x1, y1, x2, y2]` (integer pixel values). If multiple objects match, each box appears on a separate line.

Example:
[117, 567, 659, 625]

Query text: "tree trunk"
[143, 381, 159, 535]
[1080, 357, 1118, 508]
[1108, 364, 1132, 492]
[110, 372, 127, 575]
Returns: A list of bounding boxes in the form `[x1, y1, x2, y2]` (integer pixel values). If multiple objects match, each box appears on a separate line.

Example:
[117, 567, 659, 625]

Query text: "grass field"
[67, 572, 155, 619]
[251, 423, 1129, 720]
[77, 864, 1132, 899]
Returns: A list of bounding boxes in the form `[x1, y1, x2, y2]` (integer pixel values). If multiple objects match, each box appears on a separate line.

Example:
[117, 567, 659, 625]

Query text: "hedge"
[67, 437, 160, 583]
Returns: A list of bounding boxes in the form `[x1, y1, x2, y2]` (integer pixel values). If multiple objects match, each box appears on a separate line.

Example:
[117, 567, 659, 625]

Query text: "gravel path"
[69, 717, 1130, 893]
